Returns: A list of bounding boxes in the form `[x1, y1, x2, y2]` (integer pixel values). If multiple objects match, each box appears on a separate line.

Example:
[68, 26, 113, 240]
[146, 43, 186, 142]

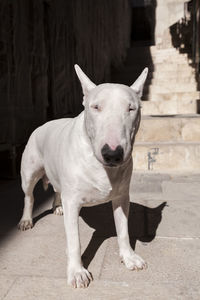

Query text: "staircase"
[112, 45, 200, 172]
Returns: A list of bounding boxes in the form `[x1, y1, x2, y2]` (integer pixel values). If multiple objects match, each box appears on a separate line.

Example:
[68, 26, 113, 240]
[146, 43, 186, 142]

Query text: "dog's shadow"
[80, 201, 167, 269]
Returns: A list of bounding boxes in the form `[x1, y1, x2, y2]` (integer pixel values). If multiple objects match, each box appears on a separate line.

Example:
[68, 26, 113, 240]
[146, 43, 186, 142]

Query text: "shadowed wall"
[0, 0, 131, 145]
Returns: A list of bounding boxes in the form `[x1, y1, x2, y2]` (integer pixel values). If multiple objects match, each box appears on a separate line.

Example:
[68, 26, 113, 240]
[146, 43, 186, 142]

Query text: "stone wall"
[155, 0, 186, 47]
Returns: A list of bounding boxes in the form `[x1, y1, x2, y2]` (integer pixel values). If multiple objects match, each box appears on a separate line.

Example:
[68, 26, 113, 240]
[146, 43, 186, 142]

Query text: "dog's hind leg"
[18, 169, 44, 231]
[18, 143, 44, 231]
[53, 192, 63, 215]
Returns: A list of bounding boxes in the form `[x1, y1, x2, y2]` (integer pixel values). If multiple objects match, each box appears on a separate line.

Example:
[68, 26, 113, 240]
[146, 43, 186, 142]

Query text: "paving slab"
[161, 181, 200, 201]
[130, 198, 200, 238]
[0, 230, 67, 278]
[0, 276, 17, 300]
[99, 237, 200, 299]
[0, 173, 200, 299]
[0, 209, 107, 282]
[3, 276, 199, 300]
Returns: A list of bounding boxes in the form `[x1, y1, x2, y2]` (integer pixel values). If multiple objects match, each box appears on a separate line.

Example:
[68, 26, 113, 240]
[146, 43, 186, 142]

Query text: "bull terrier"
[18, 64, 148, 288]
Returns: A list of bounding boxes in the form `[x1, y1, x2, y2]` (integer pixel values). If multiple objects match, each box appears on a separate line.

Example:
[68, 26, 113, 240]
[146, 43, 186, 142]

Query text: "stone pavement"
[0, 172, 200, 300]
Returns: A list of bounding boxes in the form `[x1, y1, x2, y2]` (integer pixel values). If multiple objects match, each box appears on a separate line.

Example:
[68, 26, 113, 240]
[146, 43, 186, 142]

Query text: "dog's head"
[75, 64, 148, 167]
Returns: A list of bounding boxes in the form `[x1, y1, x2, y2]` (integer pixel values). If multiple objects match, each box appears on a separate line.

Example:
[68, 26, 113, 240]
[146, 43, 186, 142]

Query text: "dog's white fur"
[18, 65, 148, 288]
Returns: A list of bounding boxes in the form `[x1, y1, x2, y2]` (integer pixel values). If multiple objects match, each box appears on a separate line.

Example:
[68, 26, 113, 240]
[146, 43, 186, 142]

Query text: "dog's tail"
[42, 174, 49, 191]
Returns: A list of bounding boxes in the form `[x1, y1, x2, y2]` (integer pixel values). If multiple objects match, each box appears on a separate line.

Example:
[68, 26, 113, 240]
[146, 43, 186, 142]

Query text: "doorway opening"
[131, 0, 156, 46]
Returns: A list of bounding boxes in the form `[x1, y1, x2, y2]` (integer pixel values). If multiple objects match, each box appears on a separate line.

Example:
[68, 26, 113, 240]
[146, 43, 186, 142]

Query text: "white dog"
[18, 64, 148, 288]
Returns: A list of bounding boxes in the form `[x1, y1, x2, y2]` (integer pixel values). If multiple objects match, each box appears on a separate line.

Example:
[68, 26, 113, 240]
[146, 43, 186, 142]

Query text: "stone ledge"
[133, 142, 200, 171]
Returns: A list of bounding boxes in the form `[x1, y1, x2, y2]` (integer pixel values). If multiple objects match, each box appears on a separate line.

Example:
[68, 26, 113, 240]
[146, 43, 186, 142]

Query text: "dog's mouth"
[103, 155, 132, 168]
[104, 163, 118, 168]
[103, 162, 123, 168]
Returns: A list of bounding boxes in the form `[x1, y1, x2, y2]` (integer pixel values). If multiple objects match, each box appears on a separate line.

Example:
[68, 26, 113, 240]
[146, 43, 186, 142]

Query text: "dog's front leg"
[112, 196, 147, 271]
[62, 196, 92, 288]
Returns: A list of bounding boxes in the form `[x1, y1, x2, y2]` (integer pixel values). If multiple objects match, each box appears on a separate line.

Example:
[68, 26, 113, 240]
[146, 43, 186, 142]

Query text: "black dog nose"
[101, 144, 124, 165]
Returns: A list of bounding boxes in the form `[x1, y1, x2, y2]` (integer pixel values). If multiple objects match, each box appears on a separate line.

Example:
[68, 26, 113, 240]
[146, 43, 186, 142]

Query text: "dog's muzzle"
[101, 144, 124, 167]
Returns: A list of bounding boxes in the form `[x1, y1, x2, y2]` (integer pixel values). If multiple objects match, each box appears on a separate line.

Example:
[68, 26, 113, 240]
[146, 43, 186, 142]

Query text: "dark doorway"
[131, 0, 156, 45]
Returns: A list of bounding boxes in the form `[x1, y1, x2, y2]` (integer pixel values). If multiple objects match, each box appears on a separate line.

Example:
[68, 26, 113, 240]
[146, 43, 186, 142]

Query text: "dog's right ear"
[130, 67, 148, 98]
[74, 65, 96, 99]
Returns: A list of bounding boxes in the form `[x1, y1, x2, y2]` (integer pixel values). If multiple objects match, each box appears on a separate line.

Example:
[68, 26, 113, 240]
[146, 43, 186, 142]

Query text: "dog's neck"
[104, 156, 133, 187]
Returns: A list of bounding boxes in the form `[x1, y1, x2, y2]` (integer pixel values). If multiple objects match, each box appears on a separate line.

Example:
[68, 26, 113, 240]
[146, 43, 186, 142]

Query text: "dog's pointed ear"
[74, 64, 96, 97]
[130, 67, 148, 98]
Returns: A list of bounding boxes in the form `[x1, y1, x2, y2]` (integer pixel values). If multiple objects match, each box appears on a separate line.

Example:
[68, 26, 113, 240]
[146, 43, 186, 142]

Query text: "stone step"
[141, 99, 197, 115]
[136, 115, 200, 142]
[119, 64, 194, 73]
[152, 56, 189, 63]
[144, 83, 197, 94]
[146, 77, 196, 85]
[143, 91, 200, 101]
[126, 55, 189, 65]
[138, 64, 194, 72]
[125, 48, 188, 65]
[153, 63, 193, 72]
[132, 142, 200, 171]
[126, 46, 178, 59]
[151, 69, 195, 79]
[151, 49, 186, 55]
[150, 47, 180, 55]
[152, 57, 189, 64]
[112, 69, 195, 85]
[130, 54, 189, 64]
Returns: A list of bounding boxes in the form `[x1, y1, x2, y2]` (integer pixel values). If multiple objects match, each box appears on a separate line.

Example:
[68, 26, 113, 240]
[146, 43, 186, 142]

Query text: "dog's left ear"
[130, 67, 148, 98]
[74, 64, 96, 97]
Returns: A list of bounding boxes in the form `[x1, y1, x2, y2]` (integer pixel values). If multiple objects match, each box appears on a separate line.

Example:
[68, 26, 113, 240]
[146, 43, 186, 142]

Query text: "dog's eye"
[128, 106, 136, 112]
[91, 104, 100, 111]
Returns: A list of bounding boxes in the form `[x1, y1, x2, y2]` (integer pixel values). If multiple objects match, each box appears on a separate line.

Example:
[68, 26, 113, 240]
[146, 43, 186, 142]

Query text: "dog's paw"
[121, 251, 147, 271]
[68, 267, 93, 288]
[53, 206, 63, 216]
[18, 219, 33, 231]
